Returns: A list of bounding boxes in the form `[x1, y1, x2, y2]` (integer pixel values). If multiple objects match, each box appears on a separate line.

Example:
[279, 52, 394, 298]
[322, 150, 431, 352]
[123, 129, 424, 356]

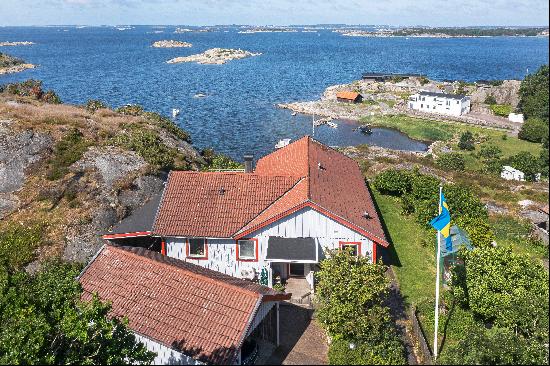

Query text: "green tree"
[372, 169, 413, 196]
[507, 151, 542, 181]
[458, 131, 475, 151]
[200, 148, 243, 171]
[518, 118, 550, 143]
[0, 261, 155, 365]
[478, 145, 503, 174]
[518, 65, 549, 122]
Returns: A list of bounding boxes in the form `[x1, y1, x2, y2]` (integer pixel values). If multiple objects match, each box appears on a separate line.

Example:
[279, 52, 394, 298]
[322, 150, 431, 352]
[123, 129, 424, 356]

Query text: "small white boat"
[275, 138, 291, 149]
[327, 121, 338, 128]
[172, 108, 180, 118]
[291, 112, 297, 116]
[194, 93, 207, 98]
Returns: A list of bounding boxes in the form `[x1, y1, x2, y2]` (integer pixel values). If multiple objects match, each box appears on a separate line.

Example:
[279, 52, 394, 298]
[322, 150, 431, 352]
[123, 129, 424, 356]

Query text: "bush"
[47, 129, 89, 180]
[419, 76, 430, 85]
[484, 94, 497, 105]
[458, 131, 475, 151]
[490, 104, 513, 117]
[200, 148, 242, 171]
[85, 99, 108, 113]
[115, 127, 177, 170]
[518, 118, 549, 143]
[436, 153, 466, 172]
[372, 169, 412, 196]
[0, 223, 45, 271]
[142, 112, 191, 143]
[2, 79, 61, 104]
[478, 144, 503, 174]
[116, 104, 144, 116]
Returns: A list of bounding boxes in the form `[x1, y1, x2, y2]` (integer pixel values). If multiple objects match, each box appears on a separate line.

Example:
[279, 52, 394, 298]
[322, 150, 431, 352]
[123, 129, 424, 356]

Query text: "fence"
[410, 306, 433, 365]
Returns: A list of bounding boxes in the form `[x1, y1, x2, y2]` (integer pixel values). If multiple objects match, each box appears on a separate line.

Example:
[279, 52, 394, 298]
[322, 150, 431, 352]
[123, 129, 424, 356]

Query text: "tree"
[458, 131, 475, 151]
[372, 169, 413, 196]
[478, 144, 503, 174]
[436, 153, 466, 172]
[518, 118, 549, 143]
[484, 94, 497, 105]
[0, 261, 155, 365]
[507, 151, 541, 181]
[316, 250, 406, 365]
[518, 65, 549, 122]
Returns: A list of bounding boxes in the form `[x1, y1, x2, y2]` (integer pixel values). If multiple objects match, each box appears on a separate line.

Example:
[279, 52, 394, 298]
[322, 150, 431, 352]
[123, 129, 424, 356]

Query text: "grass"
[490, 214, 548, 261]
[373, 190, 436, 306]
[47, 129, 90, 180]
[365, 114, 543, 169]
[490, 104, 513, 117]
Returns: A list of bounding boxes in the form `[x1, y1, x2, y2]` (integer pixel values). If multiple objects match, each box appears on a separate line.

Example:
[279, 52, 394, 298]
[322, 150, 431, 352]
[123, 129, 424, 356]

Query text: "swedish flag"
[430, 192, 453, 251]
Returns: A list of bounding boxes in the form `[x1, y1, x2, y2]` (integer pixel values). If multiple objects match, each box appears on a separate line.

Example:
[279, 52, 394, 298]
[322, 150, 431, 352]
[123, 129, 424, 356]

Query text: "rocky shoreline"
[152, 40, 192, 48]
[0, 63, 35, 75]
[167, 48, 261, 65]
[277, 76, 522, 130]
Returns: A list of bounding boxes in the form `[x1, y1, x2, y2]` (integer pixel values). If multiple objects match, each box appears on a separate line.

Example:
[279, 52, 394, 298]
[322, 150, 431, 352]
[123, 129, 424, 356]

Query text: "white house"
[408, 91, 471, 116]
[501, 165, 541, 182]
[508, 113, 524, 123]
[98, 136, 390, 364]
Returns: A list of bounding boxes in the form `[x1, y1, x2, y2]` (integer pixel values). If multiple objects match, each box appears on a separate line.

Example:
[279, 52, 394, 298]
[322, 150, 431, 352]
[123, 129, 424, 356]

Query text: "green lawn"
[365, 114, 543, 168]
[373, 191, 436, 306]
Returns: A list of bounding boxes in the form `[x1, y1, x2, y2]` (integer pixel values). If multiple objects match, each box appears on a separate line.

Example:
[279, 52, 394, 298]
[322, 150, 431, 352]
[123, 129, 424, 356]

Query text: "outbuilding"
[336, 91, 363, 104]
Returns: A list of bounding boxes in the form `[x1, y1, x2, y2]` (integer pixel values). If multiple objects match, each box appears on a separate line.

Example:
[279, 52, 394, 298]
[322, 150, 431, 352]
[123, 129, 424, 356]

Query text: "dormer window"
[187, 238, 208, 259]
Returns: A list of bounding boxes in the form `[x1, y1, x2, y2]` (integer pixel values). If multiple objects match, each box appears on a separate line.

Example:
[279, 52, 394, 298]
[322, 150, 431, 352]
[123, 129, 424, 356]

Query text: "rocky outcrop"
[152, 40, 192, 48]
[0, 63, 35, 75]
[469, 80, 521, 107]
[167, 48, 261, 65]
[0, 41, 35, 46]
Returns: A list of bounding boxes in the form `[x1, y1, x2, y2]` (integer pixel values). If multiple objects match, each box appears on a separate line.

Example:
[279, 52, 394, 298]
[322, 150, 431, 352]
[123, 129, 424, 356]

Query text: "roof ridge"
[151, 171, 172, 234]
[307, 136, 312, 199]
[110, 245, 263, 299]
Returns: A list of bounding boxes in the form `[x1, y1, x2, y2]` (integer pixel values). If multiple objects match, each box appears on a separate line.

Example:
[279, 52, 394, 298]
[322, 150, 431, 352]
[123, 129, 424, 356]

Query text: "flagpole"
[433, 185, 443, 360]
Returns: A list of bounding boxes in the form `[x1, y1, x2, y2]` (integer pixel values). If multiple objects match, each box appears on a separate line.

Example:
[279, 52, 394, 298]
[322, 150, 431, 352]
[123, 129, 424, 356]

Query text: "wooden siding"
[165, 207, 374, 280]
[134, 333, 203, 365]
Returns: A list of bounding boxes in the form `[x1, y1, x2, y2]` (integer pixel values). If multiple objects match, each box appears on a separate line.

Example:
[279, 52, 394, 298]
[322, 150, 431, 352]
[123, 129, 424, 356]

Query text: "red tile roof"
[79, 245, 289, 365]
[153, 172, 298, 237]
[239, 137, 388, 245]
[153, 136, 388, 246]
[336, 91, 361, 101]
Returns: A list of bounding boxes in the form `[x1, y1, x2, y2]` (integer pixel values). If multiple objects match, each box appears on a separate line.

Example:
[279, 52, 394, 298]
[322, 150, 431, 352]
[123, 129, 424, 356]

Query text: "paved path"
[266, 303, 328, 365]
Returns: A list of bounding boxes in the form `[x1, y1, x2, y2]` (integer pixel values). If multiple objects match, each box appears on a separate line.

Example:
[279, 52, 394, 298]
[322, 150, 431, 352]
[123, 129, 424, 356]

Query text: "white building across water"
[408, 91, 471, 116]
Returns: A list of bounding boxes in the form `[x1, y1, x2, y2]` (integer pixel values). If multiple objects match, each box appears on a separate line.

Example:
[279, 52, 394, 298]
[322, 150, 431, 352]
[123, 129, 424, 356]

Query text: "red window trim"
[339, 241, 362, 257]
[186, 238, 208, 260]
[372, 242, 377, 264]
[236, 238, 259, 262]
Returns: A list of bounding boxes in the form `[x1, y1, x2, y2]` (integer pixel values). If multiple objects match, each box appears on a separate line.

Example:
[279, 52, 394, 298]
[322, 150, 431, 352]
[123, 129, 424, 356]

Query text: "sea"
[1, 25, 548, 159]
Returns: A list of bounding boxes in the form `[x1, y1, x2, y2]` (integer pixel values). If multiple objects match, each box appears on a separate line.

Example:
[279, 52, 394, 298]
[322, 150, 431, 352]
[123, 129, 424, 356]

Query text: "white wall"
[134, 333, 203, 365]
[165, 207, 375, 281]
[408, 94, 470, 116]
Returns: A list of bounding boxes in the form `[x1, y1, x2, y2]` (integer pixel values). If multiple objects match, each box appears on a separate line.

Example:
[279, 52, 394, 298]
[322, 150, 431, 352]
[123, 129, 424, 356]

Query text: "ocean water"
[1, 26, 548, 159]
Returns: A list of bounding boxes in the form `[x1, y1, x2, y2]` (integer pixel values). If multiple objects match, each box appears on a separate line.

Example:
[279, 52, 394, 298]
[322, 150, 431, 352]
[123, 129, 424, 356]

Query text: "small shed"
[336, 91, 363, 104]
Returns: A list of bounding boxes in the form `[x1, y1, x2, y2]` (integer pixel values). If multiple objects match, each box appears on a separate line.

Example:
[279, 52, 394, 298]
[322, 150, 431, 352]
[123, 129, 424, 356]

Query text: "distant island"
[0, 41, 35, 46]
[152, 40, 192, 48]
[167, 48, 261, 65]
[238, 27, 299, 34]
[336, 27, 549, 38]
[0, 52, 35, 75]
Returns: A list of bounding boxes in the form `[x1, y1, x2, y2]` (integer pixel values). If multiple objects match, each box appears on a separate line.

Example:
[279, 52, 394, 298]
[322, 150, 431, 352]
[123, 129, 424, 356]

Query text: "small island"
[335, 27, 550, 38]
[152, 40, 192, 48]
[167, 48, 261, 65]
[0, 41, 35, 47]
[0, 52, 35, 75]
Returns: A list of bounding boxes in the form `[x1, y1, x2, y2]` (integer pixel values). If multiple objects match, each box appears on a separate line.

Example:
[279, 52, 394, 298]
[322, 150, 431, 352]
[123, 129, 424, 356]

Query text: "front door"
[289, 263, 305, 277]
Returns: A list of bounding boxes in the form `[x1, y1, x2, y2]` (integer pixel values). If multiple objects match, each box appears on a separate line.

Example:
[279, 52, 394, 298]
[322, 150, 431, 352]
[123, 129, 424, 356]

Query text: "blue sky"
[1, 0, 548, 26]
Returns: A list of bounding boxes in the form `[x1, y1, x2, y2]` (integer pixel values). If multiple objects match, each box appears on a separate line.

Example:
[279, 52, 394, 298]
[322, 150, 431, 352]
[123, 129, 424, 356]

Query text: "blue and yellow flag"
[430, 192, 453, 251]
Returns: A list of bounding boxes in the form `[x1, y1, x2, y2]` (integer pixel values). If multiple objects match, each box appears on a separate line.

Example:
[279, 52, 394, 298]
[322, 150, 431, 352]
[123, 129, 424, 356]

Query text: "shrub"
[42, 90, 62, 104]
[372, 169, 412, 196]
[115, 127, 177, 170]
[2, 79, 61, 104]
[419, 76, 430, 85]
[458, 131, 475, 151]
[200, 148, 242, 171]
[142, 112, 191, 143]
[116, 104, 144, 116]
[436, 153, 466, 172]
[518, 118, 549, 143]
[85, 99, 108, 113]
[47, 129, 89, 180]
[484, 94, 497, 105]
[0, 222, 45, 271]
[490, 104, 513, 117]
[478, 145, 503, 174]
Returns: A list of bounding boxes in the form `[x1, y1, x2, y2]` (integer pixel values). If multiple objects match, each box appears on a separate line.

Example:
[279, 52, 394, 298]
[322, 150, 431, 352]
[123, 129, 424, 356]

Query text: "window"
[339, 241, 361, 257]
[237, 239, 258, 261]
[187, 238, 207, 259]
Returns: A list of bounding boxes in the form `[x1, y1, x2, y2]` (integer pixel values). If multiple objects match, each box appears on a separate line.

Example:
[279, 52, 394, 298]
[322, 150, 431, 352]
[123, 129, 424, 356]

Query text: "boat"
[291, 112, 297, 116]
[359, 125, 372, 134]
[172, 108, 180, 118]
[194, 93, 207, 98]
[275, 138, 291, 149]
[327, 121, 338, 128]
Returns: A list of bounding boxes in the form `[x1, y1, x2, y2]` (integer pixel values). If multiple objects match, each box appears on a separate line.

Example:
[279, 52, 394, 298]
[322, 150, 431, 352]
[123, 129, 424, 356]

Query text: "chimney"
[244, 154, 254, 173]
